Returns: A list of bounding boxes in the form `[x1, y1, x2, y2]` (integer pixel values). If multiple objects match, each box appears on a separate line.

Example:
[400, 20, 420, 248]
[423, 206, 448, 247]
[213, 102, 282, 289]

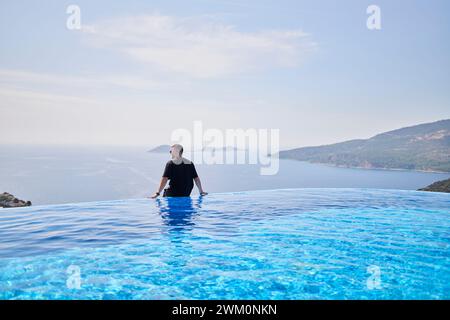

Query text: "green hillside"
[279, 119, 450, 172]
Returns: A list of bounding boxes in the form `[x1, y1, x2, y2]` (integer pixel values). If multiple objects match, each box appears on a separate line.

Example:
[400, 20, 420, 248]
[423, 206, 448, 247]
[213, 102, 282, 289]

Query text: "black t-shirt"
[162, 160, 199, 197]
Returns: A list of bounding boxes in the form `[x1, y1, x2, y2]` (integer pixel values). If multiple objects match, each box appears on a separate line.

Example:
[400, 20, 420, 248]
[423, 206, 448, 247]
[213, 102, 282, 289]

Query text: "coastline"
[280, 158, 450, 174]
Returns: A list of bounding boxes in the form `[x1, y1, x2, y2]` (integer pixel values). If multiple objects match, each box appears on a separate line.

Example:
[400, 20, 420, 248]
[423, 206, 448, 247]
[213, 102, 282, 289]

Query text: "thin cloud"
[0, 69, 163, 91]
[82, 14, 317, 78]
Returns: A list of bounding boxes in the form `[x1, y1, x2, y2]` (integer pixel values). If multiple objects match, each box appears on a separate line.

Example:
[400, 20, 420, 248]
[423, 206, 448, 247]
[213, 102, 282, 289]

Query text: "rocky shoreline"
[0, 192, 32, 208]
[418, 178, 450, 193]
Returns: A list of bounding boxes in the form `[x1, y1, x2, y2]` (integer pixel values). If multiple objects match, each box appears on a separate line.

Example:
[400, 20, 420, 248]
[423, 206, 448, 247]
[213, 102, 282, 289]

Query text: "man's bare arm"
[150, 177, 168, 198]
[194, 177, 208, 196]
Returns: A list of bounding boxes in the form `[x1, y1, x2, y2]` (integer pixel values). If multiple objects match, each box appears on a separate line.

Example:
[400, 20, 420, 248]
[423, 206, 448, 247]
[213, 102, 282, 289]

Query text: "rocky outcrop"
[418, 178, 450, 193]
[0, 192, 32, 208]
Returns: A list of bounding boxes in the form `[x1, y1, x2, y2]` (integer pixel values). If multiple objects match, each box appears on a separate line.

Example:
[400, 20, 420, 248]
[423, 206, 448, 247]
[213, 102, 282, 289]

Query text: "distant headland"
[148, 145, 171, 153]
[279, 119, 450, 173]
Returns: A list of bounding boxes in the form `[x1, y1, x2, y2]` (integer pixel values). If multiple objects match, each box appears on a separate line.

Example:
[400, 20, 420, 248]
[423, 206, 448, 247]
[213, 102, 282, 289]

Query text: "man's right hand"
[150, 192, 160, 199]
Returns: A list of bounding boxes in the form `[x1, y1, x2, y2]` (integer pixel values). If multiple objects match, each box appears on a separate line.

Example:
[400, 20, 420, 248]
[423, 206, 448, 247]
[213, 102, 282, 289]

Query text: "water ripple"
[0, 188, 449, 299]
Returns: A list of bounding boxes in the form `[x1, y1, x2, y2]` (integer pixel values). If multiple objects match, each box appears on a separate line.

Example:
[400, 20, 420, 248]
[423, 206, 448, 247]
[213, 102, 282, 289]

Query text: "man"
[151, 144, 208, 198]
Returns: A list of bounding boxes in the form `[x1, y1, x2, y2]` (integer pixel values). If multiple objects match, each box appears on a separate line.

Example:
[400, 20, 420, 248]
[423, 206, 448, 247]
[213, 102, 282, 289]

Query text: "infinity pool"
[0, 189, 449, 299]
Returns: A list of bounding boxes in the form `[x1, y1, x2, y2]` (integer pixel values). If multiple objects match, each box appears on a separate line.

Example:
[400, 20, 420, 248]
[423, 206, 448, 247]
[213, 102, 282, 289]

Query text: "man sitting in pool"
[150, 144, 208, 198]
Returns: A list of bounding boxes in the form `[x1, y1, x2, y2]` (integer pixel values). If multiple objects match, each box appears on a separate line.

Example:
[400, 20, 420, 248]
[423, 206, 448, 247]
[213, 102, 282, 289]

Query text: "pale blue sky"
[0, 0, 449, 148]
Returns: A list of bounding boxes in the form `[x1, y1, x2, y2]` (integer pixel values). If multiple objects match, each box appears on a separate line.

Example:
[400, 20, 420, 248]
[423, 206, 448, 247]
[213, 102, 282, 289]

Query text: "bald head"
[170, 144, 183, 158]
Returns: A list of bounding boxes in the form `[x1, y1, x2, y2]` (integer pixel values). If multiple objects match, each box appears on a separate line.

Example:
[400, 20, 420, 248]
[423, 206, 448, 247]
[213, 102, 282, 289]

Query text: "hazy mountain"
[148, 145, 171, 153]
[149, 145, 246, 153]
[279, 119, 450, 172]
[201, 146, 246, 152]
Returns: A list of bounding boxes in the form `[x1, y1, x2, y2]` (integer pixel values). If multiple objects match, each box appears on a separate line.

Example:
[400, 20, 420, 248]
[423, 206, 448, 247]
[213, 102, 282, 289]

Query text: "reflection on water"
[156, 196, 203, 232]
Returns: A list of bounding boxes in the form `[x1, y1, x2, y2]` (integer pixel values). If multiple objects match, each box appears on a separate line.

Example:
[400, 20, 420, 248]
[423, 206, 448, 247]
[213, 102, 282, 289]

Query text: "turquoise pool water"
[0, 188, 449, 299]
